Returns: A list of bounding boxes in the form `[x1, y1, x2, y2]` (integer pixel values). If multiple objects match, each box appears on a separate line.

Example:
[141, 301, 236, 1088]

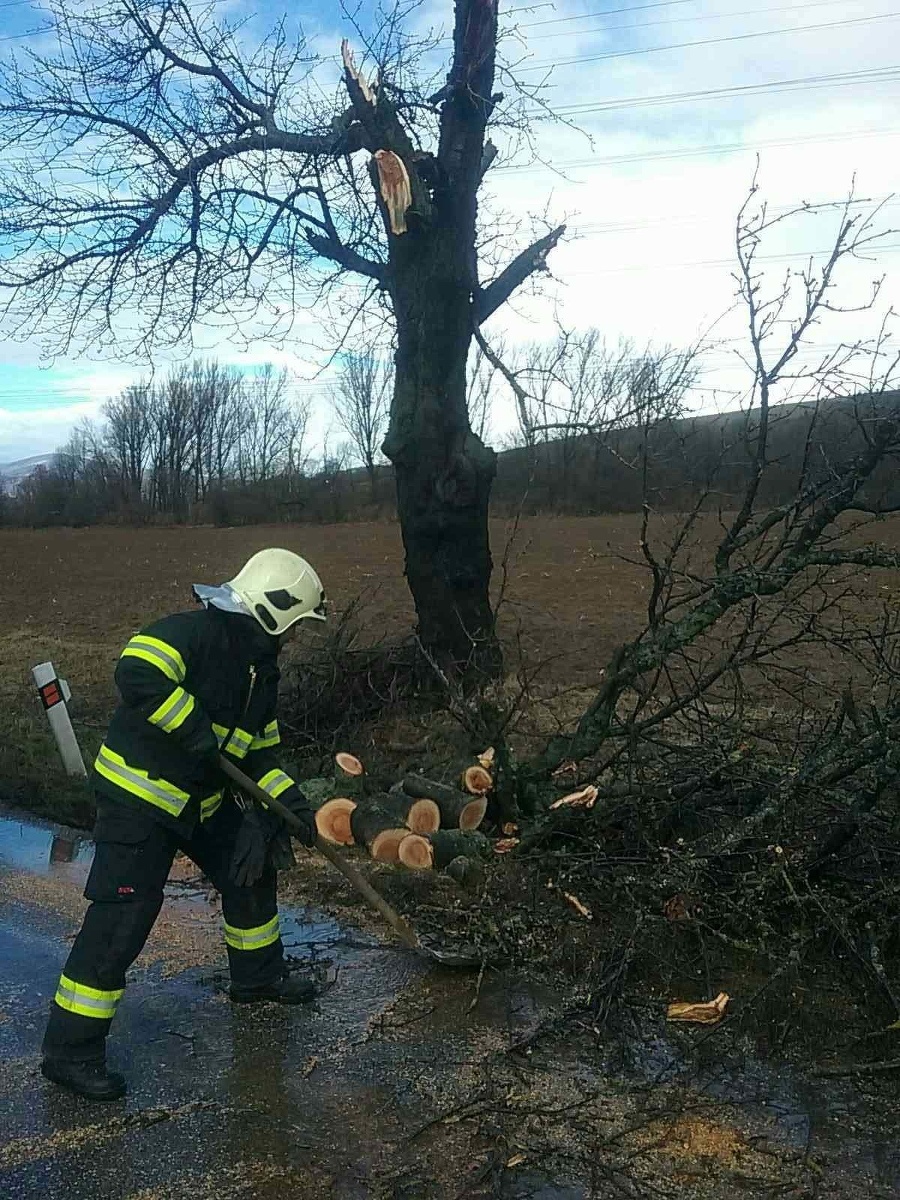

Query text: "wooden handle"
[217, 755, 420, 951]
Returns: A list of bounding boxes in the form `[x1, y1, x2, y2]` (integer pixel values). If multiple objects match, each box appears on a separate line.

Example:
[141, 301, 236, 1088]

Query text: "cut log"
[349, 802, 410, 864]
[314, 797, 356, 846]
[398, 829, 492, 871]
[374, 787, 440, 834]
[460, 764, 493, 795]
[335, 752, 364, 777]
[401, 774, 488, 830]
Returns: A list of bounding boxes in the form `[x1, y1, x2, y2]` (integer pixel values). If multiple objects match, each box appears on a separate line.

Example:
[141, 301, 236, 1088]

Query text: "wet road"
[3, 809, 899, 1200]
[0, 810, 469, 1199]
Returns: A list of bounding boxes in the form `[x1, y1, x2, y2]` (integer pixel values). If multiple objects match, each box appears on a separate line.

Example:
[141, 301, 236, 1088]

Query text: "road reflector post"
[32, 661, 87, 778]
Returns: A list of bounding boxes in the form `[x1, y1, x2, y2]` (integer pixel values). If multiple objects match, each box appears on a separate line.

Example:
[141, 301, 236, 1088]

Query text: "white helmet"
[225, 548, 327, 635]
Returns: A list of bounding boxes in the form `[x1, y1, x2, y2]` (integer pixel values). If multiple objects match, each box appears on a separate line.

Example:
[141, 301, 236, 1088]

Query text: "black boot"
[41, 1058, 127, 1101]
[230, 970, 317, 1005]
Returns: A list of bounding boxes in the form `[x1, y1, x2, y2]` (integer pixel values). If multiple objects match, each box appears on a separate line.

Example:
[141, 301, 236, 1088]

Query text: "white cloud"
[1, 0, 897, 453]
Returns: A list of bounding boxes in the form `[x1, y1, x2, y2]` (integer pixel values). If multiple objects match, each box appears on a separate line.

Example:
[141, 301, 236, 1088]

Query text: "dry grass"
[3, 513, 900, 825]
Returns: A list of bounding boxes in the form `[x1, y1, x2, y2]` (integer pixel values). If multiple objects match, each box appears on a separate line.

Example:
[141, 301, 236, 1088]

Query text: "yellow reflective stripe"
[223, 915, 280, 952]
[251, 721, 280, 750]
[121, 635, 186, 683]
[212, 724, 254, 760]
[258, 769, 293, 800]
[224, 728, 253, 760]
[201, 791, 223, 822]
[54, 974, 124, 1019]
[148, 686, 196, 734]
[94, 744, 190, 818]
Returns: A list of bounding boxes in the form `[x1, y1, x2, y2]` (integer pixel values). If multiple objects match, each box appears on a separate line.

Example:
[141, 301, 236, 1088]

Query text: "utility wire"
[519, 0, 873, 42]
[521, 11, 900, 71]
[539, 64, 900, 118]
[496, 126, 900, 175]
[563, 241, 900, 274]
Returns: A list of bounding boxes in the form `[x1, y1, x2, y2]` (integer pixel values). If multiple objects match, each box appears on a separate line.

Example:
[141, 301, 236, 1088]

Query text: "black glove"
[229, 804, 270, 887]
[260, 806, 297, 872]
[278, 787, 317, 848]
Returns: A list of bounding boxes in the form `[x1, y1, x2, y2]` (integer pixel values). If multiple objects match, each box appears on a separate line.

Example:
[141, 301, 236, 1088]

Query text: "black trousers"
[43, 795, 284, 1064]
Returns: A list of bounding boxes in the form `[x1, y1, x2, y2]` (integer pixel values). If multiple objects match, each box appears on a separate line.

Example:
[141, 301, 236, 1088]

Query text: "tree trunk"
[384, 234, 501, 682]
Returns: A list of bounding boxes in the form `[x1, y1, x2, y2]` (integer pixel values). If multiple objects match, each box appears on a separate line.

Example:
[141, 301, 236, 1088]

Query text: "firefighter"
[41, 548, 326, 1101]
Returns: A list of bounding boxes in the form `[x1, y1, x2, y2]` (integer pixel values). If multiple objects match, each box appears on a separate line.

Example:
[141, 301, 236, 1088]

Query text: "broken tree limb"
[401, 774, 488, 830]
[398, 829, 492, 871]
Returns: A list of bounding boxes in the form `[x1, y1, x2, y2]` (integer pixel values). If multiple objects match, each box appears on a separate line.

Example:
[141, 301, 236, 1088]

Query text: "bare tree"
[104, 384, 151, 508]
[332, 353, 390, 497]
[0, 0, 564, 676]
[512, 192, 900, 795]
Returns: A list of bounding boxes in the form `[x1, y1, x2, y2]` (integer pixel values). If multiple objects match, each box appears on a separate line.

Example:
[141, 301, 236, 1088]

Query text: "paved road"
[0, 809, 474, 1200]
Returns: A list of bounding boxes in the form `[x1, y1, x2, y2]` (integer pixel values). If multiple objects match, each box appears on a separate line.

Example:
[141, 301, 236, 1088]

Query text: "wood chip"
[493, 837, 520, 854]
[667, 992, 730, 1024]
[549, 785, 598, 811]
[563, 892, 593, 919]
[505, 1153, 527, 1168]
[478, 747, 496, 769]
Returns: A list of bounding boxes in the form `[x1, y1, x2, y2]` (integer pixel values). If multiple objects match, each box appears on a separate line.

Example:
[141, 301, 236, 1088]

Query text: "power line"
[496, 125, 900, 175]
[564, 241, 900, 275]
[540, 64, 900, 118]
[519, 0, 870, 42]
[518, 0, 698, 30]
[521, 11, 900, 72]
[572, 198, 900, 237]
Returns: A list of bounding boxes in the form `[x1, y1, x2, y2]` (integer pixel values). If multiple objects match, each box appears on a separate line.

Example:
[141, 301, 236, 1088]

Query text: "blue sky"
[1, 0, 899, 463]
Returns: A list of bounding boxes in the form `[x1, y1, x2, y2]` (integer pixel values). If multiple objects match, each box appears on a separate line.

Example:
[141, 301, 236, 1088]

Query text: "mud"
[1, 807, 897, 1199]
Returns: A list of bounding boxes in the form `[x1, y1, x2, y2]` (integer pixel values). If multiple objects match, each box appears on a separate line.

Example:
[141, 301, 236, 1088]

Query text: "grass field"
[3, 513, 900, 823]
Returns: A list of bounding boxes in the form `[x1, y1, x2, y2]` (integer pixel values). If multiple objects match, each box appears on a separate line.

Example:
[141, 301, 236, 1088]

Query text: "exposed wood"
[335, 752, 365, 777]
[401, 773, 487, 830]
[667, 992, 730, 1024]
[314, 797, 356, 846]
[377, 788, 441, 833]
[404, 797, 441, 834]
[549, 785, 599, 811]
[374, 150, 411, 235]
[399, 829, 492, 871]
[350, 802, 410, 864]
[398, 833, 433, 870]
[461, 764, 492, 795]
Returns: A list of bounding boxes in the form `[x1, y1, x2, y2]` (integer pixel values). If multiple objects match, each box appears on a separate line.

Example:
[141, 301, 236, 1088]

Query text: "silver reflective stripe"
[95, 746, 188, 817]
[259, 769, 293, 799]
[122, 636, 186, 682]
[56, 982, 120, 1018]
[150, 688, 194, 733]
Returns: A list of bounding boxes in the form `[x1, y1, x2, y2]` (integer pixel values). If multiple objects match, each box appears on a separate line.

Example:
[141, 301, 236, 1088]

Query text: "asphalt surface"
[0, 809, 455, 1199]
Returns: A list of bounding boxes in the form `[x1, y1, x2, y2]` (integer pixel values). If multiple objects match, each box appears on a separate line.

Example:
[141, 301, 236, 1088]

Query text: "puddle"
[0, 812, 92, 880]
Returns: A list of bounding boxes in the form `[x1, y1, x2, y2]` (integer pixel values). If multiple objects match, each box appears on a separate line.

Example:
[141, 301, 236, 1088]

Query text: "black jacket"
[93, 605, 304, 831]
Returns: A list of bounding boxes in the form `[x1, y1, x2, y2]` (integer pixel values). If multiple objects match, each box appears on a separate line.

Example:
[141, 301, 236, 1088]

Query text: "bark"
[401, 773, 488, 830]
[384, 245, 500, 679]
[349, 801, 409, 863]
[398, 829, 492, 870]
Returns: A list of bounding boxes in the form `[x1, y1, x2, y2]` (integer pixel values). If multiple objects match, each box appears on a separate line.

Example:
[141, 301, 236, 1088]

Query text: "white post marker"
[32, 661, 87, 778]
